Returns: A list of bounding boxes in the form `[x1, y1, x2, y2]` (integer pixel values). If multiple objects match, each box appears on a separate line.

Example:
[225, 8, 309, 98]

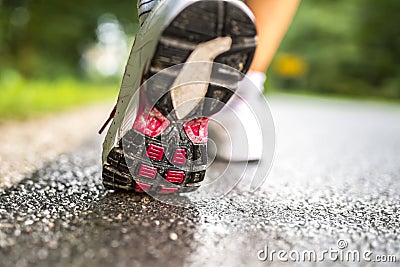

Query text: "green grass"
[2, 74, 398, 122]
[0, 77, 117, 121]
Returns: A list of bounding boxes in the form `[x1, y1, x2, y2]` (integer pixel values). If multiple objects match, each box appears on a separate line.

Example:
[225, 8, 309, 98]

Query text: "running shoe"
[100, 0, 257, 194]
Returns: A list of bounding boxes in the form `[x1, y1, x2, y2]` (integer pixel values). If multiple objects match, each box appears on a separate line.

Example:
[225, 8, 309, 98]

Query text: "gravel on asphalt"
[0, 95, 399, 267]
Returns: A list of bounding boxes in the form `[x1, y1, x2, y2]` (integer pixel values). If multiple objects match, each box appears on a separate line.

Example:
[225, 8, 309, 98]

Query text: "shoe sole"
[103, 0, 257, 194]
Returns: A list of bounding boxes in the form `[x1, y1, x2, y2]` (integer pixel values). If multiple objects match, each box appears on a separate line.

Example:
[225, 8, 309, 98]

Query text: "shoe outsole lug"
[103, 0, 256, 195]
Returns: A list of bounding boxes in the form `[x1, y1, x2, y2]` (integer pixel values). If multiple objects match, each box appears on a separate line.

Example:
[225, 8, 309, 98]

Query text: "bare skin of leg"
[246, 0, 301, 73]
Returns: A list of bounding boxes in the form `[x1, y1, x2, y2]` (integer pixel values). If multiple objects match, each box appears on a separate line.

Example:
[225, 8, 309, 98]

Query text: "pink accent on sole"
[165, 170, 185, 183]
[146, 144, 165, 161]
[133, 107, 171, 138]
[138, 164, 158, 179]
[183, 117, 209, 144]
[172, 149, 187, 165]
[135, 182, 152, 191]
[159, 187, 179, 194]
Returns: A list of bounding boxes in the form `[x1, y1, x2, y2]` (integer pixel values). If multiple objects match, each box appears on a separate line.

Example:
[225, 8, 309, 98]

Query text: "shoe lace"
[98, 104, 117, 134]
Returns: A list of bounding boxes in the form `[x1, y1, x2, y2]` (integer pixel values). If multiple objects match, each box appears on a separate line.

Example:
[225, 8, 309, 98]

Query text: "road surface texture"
[0, 104, 111, 188]
[1, 95, 399, 267]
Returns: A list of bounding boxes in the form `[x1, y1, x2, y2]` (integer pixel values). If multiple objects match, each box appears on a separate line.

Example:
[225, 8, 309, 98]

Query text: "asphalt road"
[1, 95, 400, 267]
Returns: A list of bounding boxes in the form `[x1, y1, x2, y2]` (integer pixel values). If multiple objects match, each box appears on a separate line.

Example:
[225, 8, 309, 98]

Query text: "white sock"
[234, 70, 267, 100]
[246, 71, 267, 94]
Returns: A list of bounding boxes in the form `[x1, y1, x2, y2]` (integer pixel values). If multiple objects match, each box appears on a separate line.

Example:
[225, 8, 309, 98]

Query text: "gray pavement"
[1, 95, 400, 267]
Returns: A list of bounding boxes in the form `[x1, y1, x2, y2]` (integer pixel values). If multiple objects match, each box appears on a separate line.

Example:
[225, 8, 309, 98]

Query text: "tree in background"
[356, 0, 400, 97]
[271, 0, 400, 99]
[0, 0, 138, 78]
[1, 0, 399, 99]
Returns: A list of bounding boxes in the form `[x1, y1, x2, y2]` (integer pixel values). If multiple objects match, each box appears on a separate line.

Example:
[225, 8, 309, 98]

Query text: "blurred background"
[0, 0, 399, 120]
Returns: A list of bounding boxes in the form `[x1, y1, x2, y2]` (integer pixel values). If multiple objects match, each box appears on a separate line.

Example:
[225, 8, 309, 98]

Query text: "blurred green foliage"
[0, 70, 116, 120]
[0, 0, 136, 119]
[1, 0, 399, 99]
[272, 0, 400, 98]
[0, 0, 138, 78]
